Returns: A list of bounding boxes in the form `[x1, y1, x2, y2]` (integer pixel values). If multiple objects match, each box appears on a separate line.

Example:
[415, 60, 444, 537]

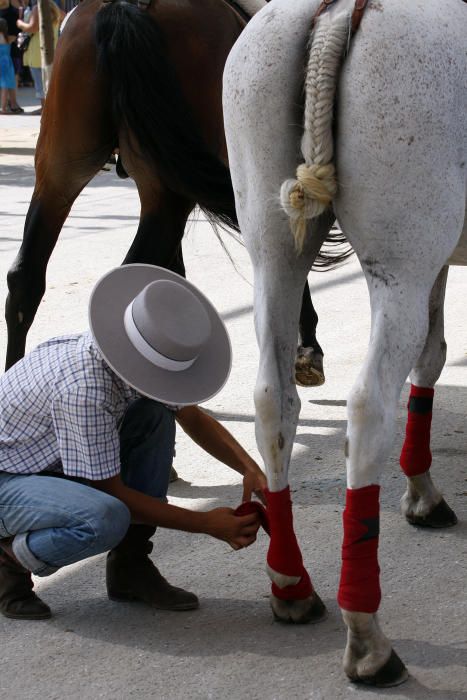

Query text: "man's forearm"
[176, 406, 258, 475]
[95, 475, 208, 533]
[94, 474, 261, 549]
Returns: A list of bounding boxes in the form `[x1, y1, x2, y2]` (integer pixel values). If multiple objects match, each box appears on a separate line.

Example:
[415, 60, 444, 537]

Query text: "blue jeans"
[29, 67, 44, 100]
[0, 399, 175, 576]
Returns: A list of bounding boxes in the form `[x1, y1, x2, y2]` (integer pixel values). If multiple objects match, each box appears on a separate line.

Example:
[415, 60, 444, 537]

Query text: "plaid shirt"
[0, 332, 138, 481]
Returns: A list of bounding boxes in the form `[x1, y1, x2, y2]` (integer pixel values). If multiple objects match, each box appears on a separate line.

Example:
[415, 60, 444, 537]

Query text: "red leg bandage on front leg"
[265, 487, 313, 600]
[400, 385, 434, 477]
[338, 485, 381, 613]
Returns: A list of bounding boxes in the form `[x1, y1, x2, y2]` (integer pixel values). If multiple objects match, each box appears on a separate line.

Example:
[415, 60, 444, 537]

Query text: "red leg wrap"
[337, 485, 381, 613]
[265, 488, 304, 577]
[234, 487, 313, 601]
[400, 384, 434, 477]
[266, 487, 313, 601]
[234, 500, 270, 534]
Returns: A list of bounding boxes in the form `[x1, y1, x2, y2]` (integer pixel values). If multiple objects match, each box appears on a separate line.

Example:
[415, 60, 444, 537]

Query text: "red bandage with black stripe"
[337, 484, 381, 613]
[400, 385, 434, 477]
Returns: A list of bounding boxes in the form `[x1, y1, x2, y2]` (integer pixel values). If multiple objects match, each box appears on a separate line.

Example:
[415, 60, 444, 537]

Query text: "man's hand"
[242, 465, 267, 504]
[203, 508, 261, 550]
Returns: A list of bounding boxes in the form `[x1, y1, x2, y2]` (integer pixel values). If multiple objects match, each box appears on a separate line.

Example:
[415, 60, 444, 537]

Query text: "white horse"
[223, 0, 466, 687]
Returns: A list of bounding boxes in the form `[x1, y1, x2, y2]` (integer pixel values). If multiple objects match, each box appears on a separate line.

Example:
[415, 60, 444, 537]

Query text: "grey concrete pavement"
[0, 121, 466, 700]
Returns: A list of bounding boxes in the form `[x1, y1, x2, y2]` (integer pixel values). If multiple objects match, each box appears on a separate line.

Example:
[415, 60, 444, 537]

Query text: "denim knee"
[120, 398, 173, 443]
[15, 494, 131, 576]
[94, 496, 131, 551]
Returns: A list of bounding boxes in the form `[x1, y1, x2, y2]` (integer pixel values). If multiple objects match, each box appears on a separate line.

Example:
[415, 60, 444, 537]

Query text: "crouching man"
[0, 265, 266, 619]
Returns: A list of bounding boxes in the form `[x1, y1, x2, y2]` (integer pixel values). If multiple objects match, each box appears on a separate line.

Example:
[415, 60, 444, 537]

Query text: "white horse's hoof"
[401, 475, 458, 528]
[270, 590, 327, 624]
[342, 611, 409, 687]
[295, 347, 325, 387]
[405, 497, 457, 528]
[346, 649, 409, 688]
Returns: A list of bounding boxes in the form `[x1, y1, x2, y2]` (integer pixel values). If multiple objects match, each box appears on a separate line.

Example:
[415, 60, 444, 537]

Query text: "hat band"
[124, 303, 196, 372]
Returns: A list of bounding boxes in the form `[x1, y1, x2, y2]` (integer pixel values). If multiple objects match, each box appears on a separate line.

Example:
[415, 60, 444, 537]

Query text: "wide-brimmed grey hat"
[88, 264, 232, 406]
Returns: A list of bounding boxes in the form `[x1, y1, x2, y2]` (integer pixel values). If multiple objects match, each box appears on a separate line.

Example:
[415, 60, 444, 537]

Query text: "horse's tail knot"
[280, 162, 337, 252]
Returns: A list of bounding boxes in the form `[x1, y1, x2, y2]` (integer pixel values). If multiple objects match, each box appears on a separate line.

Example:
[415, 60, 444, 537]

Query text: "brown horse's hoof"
[270, 590, 327, 624]
[295, 348, 325, 387]
[406, 498, 458, 529]
[348, 649, 409, 688]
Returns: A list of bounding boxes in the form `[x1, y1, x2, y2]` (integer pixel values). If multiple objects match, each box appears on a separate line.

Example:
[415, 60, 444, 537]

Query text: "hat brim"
[88, 264, 232, 406]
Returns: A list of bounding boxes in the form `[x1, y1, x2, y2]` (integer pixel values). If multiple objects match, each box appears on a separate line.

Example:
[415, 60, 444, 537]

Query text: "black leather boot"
[106, 524, 199, 611]
[0, 541, 52, 620]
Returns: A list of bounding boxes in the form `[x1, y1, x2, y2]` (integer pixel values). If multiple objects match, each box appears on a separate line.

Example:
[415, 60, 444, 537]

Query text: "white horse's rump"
[224, 0, 466, 687]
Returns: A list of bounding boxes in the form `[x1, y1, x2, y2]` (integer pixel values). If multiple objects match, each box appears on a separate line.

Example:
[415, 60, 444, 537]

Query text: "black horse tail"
[313, 226, 353, 270]
[95, 0, 239, 233]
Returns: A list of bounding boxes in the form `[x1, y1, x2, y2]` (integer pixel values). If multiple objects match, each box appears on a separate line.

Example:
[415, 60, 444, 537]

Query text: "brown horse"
[4, 0, 340, 375]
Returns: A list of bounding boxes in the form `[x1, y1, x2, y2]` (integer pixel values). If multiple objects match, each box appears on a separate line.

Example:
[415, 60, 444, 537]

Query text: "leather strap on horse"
[351, 0, 369, 33]
[311, 0, 370, 34]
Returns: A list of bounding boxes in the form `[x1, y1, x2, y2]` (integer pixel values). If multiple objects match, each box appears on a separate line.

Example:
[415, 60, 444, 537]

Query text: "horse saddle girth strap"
[311, 0, 370, 35]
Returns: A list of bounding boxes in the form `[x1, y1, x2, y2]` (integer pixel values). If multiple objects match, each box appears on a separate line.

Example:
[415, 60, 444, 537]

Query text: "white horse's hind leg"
[252, 247, 329, 623]
[331, 0, 466, 679]
[236, 206, 331, 624]
[235, 213, 331, 622]
[399, 266, 458, 528]
[340, 274, 441, 686]
[224, 0, 330, 624]
[225, 95, 329, 623]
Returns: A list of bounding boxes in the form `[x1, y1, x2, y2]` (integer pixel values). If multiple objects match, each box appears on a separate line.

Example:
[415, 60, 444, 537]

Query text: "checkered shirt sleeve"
[51, 384, 121, 481]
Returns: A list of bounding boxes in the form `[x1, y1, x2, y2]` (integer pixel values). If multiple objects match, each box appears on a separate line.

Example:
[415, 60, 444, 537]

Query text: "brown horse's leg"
[5, 124, 112, 370]
[5, 143, 111, 367]
[122, 189, 193, 272]
[5, 160, 108, 369]
[295, 282, 325, 387]
[120, 145, 194, 273]
[5, 11, 114, 370]
[5, 193, 71, 369]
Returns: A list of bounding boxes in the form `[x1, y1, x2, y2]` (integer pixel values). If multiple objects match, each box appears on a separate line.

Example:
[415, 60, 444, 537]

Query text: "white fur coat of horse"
[223, 0, 466, 687]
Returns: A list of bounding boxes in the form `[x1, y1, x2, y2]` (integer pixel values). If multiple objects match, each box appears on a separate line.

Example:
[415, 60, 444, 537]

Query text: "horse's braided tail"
[280, 10, 351, 252]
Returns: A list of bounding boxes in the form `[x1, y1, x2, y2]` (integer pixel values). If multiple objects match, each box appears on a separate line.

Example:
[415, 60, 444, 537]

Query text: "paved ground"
[0, 109, 466, 700]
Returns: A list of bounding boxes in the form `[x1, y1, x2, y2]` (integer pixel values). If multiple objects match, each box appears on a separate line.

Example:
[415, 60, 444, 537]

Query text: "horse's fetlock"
[342, 610, 375, 636]
[343, 611, 392, 679]
[401, 472, 442, 518]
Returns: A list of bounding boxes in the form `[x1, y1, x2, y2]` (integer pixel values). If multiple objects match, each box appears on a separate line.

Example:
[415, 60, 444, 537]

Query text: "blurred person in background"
[0, 0, 23, 112]
[16, 0, 63, 114]
[0, 17, 22, 113]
